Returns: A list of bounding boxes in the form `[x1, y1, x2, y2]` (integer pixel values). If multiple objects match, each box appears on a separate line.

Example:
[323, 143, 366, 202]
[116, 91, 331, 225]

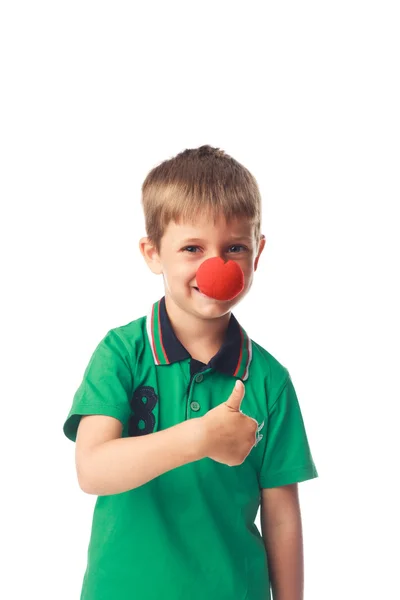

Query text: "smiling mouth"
[192, 287, 225, 302]
[193, 286, 209, 298]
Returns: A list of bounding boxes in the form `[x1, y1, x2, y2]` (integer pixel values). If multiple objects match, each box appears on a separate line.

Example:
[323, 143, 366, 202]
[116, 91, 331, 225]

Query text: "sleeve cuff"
[63, 403, 129, 443]
[259, 463, 319, 489]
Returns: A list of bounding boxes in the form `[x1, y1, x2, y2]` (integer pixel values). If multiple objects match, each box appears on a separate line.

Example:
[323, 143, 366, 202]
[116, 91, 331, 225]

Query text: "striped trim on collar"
[145, 296, 252, 381]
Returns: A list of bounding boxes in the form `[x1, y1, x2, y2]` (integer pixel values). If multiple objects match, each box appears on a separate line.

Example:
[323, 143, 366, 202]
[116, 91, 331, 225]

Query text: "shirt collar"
[146, 296, 252, 381]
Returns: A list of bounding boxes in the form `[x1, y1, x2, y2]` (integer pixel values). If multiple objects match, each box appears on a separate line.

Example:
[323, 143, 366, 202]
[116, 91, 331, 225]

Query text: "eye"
[229, 245, 248, 253]
[181, 245, 248, 254]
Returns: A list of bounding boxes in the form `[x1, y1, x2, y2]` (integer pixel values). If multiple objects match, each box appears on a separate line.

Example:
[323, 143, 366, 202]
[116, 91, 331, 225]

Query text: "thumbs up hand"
[197, 380, 263, 467]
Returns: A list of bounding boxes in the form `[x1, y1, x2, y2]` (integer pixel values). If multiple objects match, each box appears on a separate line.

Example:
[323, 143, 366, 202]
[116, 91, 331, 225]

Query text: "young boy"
[63, 144, 318, 600]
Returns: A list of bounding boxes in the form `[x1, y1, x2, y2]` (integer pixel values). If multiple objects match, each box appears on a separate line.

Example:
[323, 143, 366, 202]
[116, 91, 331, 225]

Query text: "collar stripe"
[240, 327, 252, 381]
[146, 302, 159, 364]
[156, 299, 170, 364]
[233, 326, 243, 377]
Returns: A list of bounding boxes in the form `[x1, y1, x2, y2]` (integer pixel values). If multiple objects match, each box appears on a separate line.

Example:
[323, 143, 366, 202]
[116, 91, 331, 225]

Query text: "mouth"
[192, 286, 227, 302]
[192, 286, 209, 298]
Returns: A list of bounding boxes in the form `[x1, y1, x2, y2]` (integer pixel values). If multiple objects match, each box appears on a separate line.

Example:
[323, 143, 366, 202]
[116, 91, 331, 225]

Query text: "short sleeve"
[63, 329, 133, 443]
[259, 371, 319, 488]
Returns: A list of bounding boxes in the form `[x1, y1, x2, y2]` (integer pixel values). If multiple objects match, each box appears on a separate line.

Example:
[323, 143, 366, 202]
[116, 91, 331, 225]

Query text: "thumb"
[225, 379, 245, 411]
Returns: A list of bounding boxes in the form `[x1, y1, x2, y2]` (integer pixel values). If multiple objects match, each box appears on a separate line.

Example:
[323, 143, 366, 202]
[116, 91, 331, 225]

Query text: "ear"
[254, 234, 266, 272]
[139, 237, 163, 275]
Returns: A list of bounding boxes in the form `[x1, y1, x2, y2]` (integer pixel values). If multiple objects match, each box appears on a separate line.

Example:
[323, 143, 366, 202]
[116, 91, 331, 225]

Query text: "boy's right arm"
[75, 415, 207, 495]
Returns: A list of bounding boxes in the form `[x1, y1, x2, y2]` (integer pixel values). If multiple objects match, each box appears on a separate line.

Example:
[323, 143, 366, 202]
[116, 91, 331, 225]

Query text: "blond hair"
[141, 145, 262, 254]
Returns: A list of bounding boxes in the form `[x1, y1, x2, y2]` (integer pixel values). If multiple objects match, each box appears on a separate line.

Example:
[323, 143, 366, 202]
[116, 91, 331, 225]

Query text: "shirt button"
[190, 401, 200, 411]
[195, 374, 203, 383]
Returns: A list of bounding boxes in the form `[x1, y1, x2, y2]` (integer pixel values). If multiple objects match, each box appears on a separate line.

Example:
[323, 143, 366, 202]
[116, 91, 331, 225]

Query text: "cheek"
[244, 265, 257, 289]
[170, 263, 194, 282]
[239, 260, 253, 279]
[245, 272, 254, 287]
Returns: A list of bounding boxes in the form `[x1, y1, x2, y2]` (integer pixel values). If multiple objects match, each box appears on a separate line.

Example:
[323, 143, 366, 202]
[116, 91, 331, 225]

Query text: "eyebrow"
[180, 236, 253, 244]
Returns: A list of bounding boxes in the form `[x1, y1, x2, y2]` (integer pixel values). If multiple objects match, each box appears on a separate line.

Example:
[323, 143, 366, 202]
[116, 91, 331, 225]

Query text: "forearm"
[264, 517, 304, 600]
[80, 418, 206, 495]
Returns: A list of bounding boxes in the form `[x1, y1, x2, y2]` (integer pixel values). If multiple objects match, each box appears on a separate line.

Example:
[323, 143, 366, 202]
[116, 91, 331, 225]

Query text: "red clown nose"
[196, 257, 244, 301]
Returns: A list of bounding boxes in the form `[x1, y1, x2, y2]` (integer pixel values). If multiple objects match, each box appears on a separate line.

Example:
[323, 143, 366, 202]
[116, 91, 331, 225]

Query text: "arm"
[76, 415, 206, 495]
[260, 484, 304, 600]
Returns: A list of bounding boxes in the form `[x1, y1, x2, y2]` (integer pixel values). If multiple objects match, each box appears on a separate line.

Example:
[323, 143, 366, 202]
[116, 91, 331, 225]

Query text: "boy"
[63, 144, 318, 600]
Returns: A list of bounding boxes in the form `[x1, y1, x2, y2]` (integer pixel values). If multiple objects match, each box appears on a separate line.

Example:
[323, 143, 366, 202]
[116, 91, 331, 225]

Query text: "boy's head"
[139, 145, 266, 315]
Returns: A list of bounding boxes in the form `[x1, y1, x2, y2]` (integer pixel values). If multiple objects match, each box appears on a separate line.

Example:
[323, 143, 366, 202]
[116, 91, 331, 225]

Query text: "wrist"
[187, 416, 209, 461]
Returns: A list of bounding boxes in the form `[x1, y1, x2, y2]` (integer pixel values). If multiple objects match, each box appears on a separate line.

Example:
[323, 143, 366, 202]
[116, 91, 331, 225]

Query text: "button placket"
[191, 373, 204, 412]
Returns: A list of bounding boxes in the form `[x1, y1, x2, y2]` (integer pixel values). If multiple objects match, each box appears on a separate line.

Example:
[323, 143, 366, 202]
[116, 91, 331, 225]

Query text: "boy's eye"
[182, 245, 248, 254]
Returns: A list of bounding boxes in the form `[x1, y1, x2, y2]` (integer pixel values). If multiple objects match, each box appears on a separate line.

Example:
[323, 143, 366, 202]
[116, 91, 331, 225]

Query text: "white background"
[1, 1, 399, 598]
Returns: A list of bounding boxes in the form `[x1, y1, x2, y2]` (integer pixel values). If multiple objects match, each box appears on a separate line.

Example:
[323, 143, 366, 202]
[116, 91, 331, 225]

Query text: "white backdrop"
[1, 1, 399, 598]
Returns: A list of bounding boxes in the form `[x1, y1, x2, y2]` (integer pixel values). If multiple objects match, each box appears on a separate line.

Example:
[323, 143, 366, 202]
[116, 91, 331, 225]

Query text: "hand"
[198, 380, 260, 466]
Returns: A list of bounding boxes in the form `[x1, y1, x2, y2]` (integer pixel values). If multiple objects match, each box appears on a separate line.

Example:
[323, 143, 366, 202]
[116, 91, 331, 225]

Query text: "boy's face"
[139, 214, 265, 318]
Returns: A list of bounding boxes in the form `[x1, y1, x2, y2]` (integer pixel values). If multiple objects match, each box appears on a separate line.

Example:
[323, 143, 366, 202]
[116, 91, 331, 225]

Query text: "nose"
[195, 256, 244, 301]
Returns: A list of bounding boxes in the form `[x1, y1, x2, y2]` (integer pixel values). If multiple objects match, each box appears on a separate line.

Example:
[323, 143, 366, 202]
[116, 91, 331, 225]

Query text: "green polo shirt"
[63, 295, 318, 600]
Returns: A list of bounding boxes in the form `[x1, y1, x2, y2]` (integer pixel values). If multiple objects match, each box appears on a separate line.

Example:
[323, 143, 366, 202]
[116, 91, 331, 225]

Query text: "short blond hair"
[141, 145, 262, 254]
